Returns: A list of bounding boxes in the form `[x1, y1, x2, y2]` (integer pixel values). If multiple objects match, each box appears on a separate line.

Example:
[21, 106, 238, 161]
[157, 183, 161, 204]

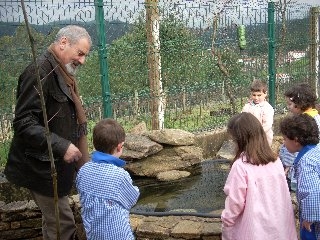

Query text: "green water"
[132, 160, 230, 214]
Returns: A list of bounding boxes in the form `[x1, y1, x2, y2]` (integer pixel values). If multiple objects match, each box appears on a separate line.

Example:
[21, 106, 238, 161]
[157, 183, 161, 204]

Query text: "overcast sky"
[296, 0, 319, 5]
[1, 0, 319, 26]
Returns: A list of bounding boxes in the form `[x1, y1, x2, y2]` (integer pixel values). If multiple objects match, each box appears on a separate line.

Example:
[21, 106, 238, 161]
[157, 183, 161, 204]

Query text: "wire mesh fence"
[0, 0, 319, 164]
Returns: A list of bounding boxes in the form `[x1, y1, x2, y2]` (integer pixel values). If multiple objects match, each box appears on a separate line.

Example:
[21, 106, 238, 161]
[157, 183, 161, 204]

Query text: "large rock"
[194, 128, 227, 159]
[122, 133, 163, 160]
[126, 146, 203, 177]
[130, 121, 147, 134]
[272, 135, 283, 154]
[217, 136, 284, 161]
[216, 139, 235, 160]
[156, 170, 191, 181]
[147, 129, 195, 146]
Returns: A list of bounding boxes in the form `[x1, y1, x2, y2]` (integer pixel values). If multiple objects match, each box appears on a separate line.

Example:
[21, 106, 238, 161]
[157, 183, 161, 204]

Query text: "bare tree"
[273, 0, 297, 99]
[145, 0, 165, 130]
[210, 0, 238, 114]
[275, 0, 297, 66]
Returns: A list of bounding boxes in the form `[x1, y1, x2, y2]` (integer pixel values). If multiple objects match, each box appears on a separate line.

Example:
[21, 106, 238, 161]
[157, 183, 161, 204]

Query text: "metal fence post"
[268, 1, 276, 108]
[95, 0, 112, 118]
[310, 7, 320, 96]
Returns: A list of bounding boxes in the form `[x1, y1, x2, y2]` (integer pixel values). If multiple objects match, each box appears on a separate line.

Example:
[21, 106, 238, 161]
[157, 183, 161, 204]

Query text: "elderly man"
[5, 25, 92, 240]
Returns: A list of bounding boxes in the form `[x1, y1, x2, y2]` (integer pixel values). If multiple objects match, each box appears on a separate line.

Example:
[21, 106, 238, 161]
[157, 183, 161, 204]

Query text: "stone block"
[202, 236, 221, 240]
[0, 228, 40, 239]
[171, 220, 202, 239]
[1, 209, 41, 222]
[201, 221, 221, 235]
[20, 218, 42, 228]
[10, 221, 20, 229]
[136, 223, 171, 239]
[0, 221, 10, 231]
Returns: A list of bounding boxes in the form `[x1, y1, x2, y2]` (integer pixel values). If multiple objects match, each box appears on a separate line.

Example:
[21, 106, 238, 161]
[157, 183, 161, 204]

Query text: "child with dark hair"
[280, 114, 320, 240]
[242, 79, 274, 146]
[76, 118, 140, 240]
[285, 83, 319, 116]
[221, 112, 297, 240]
[280, 83, 320, 191]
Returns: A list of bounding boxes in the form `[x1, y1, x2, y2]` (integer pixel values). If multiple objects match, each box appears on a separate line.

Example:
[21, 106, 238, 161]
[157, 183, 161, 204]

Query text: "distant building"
[286, 50, 306, 63]
[276, 73, 291, 84]
[238, 57, 267, 71]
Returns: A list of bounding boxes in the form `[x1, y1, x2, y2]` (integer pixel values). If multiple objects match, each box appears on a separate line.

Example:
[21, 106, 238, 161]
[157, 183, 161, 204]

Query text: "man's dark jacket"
[5, 50, 79, 197]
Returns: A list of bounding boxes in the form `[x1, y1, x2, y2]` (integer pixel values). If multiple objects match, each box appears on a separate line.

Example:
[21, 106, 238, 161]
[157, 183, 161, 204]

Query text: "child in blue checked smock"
[76, 118, 140, 240]
[280, 114, 320, 240]
[279, 83, 320, 192]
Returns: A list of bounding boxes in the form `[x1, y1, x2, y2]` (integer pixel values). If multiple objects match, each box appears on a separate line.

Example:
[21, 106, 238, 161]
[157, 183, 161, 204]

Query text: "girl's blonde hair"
[227, 112, 277, 165]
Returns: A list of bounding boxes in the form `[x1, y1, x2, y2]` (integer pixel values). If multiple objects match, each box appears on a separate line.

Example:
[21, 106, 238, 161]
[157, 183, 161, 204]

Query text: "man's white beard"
[65, 63, 78, 76]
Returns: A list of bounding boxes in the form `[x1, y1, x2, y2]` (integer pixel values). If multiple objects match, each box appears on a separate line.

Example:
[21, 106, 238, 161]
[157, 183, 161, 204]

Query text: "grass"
[0, 141, 10, 167]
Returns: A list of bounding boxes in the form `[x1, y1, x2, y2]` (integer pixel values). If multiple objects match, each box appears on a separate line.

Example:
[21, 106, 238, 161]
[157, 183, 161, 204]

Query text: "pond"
[131, 159, 230, 215]
[0, 159, 230, 217]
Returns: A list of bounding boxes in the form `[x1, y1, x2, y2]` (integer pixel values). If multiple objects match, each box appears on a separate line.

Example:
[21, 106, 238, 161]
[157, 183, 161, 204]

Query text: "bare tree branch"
[20, 1, 61, 239]
[211, 0, 237, 114]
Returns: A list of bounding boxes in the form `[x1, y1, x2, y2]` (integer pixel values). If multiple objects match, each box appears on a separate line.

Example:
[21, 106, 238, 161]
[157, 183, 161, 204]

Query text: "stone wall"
[0, 196, 223, 240]
[0, 192, 298, 240]
[0, 200, 42, 240]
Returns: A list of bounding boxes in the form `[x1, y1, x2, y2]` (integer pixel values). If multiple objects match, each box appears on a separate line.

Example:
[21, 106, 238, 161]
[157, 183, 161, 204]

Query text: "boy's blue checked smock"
[76, 151, 140, 240]
[294, 144, 320, 239]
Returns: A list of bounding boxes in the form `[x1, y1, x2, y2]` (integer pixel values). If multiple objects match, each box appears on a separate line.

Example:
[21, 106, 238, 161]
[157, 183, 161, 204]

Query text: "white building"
[287, 51, 306, 63]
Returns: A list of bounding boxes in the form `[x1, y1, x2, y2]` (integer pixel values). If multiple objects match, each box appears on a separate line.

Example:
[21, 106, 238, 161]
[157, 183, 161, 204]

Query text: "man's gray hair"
[55, 25, 92, 46]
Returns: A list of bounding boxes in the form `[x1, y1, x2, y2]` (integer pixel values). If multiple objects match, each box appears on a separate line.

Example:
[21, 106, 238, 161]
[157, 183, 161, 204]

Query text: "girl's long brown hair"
[227, 112, 277, 165]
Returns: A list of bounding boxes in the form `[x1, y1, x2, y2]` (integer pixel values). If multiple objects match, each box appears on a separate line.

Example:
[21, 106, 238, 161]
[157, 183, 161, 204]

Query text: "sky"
[296, 0, 319, 5]
[0, 0, 319, 27]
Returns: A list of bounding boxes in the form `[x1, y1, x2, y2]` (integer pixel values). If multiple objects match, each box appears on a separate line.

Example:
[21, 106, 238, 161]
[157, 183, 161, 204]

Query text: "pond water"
[0, 160, 230, 216]
[131, 159, 230, 214]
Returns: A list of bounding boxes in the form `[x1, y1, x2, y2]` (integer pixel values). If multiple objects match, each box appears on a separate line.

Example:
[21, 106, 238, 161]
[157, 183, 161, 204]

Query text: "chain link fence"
[0, 0, 319, 165]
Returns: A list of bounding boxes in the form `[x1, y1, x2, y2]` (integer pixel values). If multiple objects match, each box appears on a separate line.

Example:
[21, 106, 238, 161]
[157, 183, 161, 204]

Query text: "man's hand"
[63, 143, 82, 163]
[302, 220, 312, 232]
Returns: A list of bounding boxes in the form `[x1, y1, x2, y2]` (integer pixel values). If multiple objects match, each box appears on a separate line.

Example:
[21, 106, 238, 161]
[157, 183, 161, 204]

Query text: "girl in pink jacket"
[221, 112, 297, 240]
